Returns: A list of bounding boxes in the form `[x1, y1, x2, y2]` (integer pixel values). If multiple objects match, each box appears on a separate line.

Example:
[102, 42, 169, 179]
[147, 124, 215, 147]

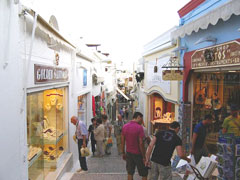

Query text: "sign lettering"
[34, 64, 68, 84]
[191, 41, 240, 69]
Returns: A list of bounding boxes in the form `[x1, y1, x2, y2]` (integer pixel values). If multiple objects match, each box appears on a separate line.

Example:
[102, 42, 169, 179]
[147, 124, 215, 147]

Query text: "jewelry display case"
[27, 88, 68, 180]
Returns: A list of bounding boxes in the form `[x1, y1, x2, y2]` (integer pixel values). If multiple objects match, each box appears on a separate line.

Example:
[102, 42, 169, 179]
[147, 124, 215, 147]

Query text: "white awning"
[116, 87, 130, 101]
[172, 0, 240, 39]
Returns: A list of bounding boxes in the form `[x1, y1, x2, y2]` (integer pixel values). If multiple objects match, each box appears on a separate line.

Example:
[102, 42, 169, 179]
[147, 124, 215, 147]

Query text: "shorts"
[149, 162, 172, 180]
[126, 152, 148, 177]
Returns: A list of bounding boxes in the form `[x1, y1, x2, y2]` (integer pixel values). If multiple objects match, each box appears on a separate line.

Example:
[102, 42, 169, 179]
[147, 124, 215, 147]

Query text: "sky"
[22, 0, 190, 66]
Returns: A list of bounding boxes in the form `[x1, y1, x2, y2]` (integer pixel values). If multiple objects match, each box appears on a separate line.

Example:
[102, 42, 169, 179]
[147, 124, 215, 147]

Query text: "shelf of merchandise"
[43, 131, 66, 145]
[43, 149, 65, 168]
[28, 149, 42, 168]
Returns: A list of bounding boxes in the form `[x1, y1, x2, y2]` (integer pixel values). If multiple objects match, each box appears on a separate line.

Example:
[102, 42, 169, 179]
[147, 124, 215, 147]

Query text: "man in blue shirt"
[191, 114, 213, 164]
[71, 116, 88, 172]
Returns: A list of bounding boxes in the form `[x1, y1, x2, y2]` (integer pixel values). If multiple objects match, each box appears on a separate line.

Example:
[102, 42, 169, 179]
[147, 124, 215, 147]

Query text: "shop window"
[193, 72, 240, 154]
[27, 88, 68, 180]
[151, 94, 175, 133]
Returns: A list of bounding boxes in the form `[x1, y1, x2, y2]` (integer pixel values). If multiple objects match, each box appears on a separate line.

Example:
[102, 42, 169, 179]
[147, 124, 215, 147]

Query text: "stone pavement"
[64, 136, 183, 180]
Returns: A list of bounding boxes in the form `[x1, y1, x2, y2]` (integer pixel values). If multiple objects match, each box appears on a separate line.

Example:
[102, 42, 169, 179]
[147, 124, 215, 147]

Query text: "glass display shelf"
[43, 130, 66, 145]
[28, 149, 42, 168]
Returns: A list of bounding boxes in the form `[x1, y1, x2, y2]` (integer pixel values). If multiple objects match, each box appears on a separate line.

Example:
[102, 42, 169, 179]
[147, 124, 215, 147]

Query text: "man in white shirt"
[71, 116, 88, 172]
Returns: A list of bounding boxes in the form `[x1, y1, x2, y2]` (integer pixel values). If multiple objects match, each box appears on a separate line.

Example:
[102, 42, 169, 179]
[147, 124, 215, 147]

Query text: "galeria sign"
[162, 70, 183, 81]
[34, 64, 68, 84]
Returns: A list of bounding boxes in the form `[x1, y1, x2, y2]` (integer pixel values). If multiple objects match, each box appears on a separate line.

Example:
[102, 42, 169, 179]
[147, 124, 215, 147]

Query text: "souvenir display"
[217, 134, 240, 179]
[236, 168, 240, 179]
[236, 157, 240, 168]
[195, 156, 217, 178]
[236, 144, 240, 156]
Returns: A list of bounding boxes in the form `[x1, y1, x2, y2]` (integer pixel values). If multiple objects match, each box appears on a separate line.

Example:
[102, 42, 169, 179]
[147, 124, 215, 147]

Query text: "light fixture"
[195, 36, 217, 45]
[154, 58, 158, 73]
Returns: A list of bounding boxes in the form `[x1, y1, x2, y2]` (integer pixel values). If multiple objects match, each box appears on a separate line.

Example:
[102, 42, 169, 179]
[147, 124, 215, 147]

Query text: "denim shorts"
[126, 152, 148, 177]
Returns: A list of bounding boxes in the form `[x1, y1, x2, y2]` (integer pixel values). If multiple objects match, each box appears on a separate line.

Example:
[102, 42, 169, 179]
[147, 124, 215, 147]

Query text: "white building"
[0, 2, 111, 179]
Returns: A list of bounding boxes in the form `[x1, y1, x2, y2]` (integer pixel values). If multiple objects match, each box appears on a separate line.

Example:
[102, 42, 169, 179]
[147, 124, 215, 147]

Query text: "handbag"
[80, 146, 90, 157]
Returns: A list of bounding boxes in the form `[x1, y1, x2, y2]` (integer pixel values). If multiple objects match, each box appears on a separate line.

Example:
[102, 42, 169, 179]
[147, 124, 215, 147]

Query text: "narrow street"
[62, 136, 142, 180]
[61, 134, 182, 180]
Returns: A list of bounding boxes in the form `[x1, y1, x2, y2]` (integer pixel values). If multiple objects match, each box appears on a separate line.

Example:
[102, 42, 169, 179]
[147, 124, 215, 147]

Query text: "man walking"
[191, 114, 213, 164]
[121, 112, 148, 180]
[114, 114, 125, 155]
[145, 121, 190, 180]
[102, 115, 112, 155]
[71, 116, 88, 172]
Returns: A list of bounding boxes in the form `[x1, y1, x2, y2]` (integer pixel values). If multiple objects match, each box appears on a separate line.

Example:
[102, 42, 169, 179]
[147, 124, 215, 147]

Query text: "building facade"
[142, 27, 182, 135]
[172, 0, 240, 154]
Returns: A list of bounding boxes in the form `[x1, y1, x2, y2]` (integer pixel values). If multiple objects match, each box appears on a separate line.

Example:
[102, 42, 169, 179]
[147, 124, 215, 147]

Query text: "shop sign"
[191, 41, 240, 69]
[162, 70, 183, 81]
[34, 64, 68, 84]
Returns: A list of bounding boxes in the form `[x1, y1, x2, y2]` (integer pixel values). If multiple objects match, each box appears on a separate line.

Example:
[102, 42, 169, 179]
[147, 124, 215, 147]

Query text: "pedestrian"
[145, 121, 190, 180]
[191, 114, 213, 164]
[123, 106, 126, 120]
[88, 117, 97, 156]
[114, 114, 125, 155]
[120, 107, 124, 119]
[102, 114, 112, 155]
[121, 112, 148, 180]
[125, 106, 129, 120]
[71, 116, 88, 172]
[222, 104, 240, 136]
[94, 118, 105, 157]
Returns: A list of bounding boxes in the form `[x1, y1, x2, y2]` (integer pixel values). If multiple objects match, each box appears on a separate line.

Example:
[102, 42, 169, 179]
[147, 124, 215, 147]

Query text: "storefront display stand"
[28, 149, 42, 168]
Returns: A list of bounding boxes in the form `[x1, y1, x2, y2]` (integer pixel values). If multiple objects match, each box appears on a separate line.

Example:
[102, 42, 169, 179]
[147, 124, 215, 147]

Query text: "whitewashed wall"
[0, 1, 25, 180]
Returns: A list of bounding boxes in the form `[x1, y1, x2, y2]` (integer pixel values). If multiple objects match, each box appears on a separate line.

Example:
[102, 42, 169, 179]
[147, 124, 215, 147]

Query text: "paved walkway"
[70, 137, 143, 180]
[61, 135, 183, 180]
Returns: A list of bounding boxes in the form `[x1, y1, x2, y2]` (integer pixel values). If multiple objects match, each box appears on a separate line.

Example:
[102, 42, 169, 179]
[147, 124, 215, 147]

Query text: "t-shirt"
[222, 116, 240, 136]
[76, 120, 88, 139]
[151, 130, 182, 166]
[88, 124, 95, 141]
[193, 122, 207, 149]
[122, 121, 145, 155]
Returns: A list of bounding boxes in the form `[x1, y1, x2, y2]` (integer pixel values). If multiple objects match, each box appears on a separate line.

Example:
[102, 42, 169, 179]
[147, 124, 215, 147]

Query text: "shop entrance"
[193, 72, 240, 154]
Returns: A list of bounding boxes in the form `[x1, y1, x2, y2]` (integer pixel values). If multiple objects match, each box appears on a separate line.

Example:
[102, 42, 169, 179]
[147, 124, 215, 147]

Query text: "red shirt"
[122, 121, 145, 155]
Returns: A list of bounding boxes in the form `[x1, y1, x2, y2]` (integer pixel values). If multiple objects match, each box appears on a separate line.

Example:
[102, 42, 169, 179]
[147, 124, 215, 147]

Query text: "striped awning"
[172, 0, 240, 39]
